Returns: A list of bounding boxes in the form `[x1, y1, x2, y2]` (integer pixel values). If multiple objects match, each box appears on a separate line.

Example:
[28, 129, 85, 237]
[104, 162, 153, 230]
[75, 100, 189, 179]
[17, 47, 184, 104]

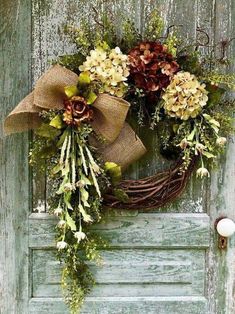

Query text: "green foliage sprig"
[200, 72, 235, 90]
[144, 9, 164, 40]
[30, 113, 110, 313]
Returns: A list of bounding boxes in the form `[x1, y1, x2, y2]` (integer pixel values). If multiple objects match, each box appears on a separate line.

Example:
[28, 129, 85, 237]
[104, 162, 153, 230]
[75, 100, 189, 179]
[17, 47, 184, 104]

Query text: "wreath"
[4, 9, 235, 314]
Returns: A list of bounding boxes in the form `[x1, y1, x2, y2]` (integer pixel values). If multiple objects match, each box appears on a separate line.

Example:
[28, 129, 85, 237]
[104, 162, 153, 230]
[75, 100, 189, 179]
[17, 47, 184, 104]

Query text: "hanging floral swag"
[4, 9, 235, 314]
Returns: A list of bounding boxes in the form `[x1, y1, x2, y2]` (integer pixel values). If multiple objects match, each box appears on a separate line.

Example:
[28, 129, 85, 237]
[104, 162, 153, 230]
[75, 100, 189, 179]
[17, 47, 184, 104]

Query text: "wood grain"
[29, 213, 210, 248]
[0, 1, 31, 313]
[207, 0, 235, 313]
[29, 296, 208, 314]
[32, 248, 205, 297]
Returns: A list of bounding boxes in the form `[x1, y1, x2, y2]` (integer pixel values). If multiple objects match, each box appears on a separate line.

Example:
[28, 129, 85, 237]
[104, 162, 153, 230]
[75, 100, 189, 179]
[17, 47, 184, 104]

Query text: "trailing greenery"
[30, 112, 110, 313]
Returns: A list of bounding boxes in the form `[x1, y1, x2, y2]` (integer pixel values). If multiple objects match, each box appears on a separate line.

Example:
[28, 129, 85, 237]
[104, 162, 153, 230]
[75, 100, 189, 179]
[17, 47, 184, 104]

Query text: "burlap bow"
[4, 65, 146, 169]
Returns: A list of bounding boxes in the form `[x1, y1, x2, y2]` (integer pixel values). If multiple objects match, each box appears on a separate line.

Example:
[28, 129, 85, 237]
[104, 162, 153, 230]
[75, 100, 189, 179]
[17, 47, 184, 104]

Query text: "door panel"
[32, 249, 206, 296]
[29, 297, 208, 314]
[29, 213, 210, 248]
[28, 213, 210, 313]
[32, 249, 205, 297]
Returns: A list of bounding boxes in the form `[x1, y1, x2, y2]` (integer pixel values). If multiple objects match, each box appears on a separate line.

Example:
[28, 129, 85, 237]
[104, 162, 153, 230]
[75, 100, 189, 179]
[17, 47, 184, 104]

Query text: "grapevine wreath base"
[104, 159, 196, 210]
[4, 8, 235, 314]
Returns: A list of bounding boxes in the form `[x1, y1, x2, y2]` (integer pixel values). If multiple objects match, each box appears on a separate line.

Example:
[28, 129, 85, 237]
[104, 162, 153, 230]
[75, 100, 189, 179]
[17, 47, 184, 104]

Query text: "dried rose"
[128, 41, 179, 93]
[63, 96, 93, 126]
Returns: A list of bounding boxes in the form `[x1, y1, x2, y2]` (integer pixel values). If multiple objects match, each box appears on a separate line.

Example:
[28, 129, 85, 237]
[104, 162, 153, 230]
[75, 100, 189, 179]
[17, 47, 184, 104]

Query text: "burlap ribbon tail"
[4, 65, 146, 169]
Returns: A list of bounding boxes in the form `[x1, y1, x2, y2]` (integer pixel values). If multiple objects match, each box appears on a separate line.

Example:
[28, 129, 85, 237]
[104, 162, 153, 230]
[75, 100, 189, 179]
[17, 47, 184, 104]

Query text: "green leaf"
[104, 162, 122, 185]
[51, 164, 63, 175]
[210, 124, 219, 134]
[62, 163, 70, 176]
[187, 128, 196, 141]
[78, 72, 91, 86]
[56, 176, 69, 195]
[50, 114, 64, 129]
[80, 174, 91, 186]
[57, 129, 70, 148]
[203, 113, 220, 133]
[78, 204, 93, 223]
[209, 118, 220, 127]
[86, 90, 97, 104]
[85, 147, 101, 173]
[202, 151, 216, 159]
[173, 124, 179, 133]
[203, 113, 211, 120]
[80, 187, 89, 202]
[79, 145, 88, 175]
[64, 85, 78, 98]
[114, 188, 129, 203]
[89, 164, 101, 197]
[66, 211, 76, 231]
[35, 123, 61, 139]
[64, 191, 73, 210]
[203, 113, 220, 126]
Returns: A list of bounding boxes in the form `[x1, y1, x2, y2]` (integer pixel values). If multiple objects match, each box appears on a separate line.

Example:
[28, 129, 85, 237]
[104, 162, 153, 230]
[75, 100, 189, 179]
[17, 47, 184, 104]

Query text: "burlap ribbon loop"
[4, 65, 146, 169]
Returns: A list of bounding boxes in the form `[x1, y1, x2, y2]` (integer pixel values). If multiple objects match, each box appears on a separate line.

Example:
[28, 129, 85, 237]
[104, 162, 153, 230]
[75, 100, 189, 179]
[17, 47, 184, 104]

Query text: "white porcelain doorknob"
[216, 218, 235, 237]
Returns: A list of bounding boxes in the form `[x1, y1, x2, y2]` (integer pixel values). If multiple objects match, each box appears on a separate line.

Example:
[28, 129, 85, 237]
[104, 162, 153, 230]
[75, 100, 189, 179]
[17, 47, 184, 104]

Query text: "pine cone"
[63, 96, 93, 126]
[128, 41, 179, 93]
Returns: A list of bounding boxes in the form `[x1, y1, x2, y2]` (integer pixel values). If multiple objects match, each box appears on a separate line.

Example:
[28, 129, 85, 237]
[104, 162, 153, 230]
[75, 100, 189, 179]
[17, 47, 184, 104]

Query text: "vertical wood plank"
[32, 0, 106, 211]
[208, 0, 235, 313]
[136, 0, 205, 214]
[105, 0, 142, 180]
[194, 1, 219, 313]
[0, 0, 31, 313]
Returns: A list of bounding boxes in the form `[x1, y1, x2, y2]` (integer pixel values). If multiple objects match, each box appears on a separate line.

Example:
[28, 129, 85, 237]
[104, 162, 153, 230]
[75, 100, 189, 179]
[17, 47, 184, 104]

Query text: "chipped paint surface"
[0, 0, 234, 313]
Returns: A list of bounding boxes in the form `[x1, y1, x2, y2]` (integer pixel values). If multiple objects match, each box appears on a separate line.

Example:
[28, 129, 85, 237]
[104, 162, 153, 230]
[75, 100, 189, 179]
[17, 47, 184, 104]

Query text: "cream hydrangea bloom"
[162, 71, 208, 120]
[79, 46, 130, 97]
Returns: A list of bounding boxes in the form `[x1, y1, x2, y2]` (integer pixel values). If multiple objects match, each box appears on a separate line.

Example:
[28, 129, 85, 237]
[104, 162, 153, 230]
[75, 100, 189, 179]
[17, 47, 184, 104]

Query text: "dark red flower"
[128, 41, 179, 93]
[63, 96, 93, 126]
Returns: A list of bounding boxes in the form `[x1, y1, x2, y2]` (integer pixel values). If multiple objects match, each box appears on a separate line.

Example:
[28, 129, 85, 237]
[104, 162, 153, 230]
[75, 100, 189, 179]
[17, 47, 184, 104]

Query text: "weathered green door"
[1, 1, 235, 313]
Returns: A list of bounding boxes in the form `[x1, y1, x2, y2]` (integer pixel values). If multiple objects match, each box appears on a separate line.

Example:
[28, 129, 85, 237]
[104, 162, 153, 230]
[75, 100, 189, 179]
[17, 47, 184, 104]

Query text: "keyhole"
[218, 236, 228, 250]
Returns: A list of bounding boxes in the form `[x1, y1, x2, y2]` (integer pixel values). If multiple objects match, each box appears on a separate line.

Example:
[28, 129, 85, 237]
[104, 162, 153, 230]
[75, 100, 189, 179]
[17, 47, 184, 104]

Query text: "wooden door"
[1, 1, 234, 313]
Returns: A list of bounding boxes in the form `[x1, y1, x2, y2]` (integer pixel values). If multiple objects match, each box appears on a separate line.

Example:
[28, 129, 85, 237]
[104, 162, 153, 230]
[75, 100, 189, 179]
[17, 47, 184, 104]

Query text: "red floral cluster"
[128, 41, 179, 94]
[63, 96, 93, 126]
